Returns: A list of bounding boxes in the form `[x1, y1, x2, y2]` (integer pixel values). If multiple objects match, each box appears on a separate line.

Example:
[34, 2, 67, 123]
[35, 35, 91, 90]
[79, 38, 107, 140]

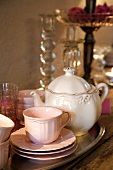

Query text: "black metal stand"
[82, 0, 97, 84]
[82, 28, 96, 83]
[85, 0, 96, 13]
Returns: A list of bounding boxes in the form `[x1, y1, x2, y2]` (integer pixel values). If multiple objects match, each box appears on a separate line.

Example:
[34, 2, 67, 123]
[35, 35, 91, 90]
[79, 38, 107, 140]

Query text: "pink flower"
[94, 3, 109, 22]
[67, 3, 113, 23]
[108, 5, 113, 13]
[68, 7, 93, 23]
[68, 7, 88, 23]
[95, 3, 109, 13]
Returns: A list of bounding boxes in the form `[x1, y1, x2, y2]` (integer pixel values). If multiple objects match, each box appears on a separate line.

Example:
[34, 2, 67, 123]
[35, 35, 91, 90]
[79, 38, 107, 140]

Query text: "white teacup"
[0, 139, 9, 169]
[23, 106, 71, 144]
[0, 114, 14, 143]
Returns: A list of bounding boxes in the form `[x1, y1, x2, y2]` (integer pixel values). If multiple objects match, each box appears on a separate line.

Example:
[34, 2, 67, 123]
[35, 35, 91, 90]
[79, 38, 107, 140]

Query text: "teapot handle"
[96, 83, 109, 103]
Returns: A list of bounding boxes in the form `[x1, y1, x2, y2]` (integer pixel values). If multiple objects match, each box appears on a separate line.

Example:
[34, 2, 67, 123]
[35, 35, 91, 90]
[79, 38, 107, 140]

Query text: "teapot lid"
[47, 67, 91, 94]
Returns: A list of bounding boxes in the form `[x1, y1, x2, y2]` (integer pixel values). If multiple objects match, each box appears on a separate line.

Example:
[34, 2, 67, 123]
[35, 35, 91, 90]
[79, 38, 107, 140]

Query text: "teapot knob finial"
[63, 67, 75, 75]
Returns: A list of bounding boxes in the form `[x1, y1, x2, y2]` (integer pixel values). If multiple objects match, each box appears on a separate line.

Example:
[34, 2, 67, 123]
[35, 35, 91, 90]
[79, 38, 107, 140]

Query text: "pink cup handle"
[60, 112, 71, 130]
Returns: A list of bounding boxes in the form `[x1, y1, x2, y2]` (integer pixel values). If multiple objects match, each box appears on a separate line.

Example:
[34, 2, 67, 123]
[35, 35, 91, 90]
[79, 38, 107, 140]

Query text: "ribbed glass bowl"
[55, 9, 113, 27]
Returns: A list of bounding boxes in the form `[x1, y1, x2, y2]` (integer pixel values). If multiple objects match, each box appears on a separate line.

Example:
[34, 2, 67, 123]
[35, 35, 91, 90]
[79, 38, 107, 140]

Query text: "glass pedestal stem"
[39, 14, 56, 89]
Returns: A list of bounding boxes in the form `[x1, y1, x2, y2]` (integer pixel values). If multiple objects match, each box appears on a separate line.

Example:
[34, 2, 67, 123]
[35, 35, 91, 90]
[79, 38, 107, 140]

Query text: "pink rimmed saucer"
[11, 143, 77, 160]
[11, 141, 76, 155]
[10, 128, 76, 152]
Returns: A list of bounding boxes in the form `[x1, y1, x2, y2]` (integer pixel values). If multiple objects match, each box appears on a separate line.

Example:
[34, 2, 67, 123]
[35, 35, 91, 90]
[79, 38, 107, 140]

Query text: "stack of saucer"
[10, 127, 77, 160]
[17, 90, 34, 122]
[17, 89, 44, 122]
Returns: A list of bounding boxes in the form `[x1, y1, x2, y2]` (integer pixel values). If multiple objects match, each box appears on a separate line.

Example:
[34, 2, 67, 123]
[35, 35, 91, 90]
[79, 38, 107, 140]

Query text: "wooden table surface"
[7, 88, 113, 170]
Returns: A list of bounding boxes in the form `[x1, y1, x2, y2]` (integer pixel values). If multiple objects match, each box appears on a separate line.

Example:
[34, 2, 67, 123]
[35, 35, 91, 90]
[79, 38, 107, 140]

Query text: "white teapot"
[31, 67, 108, 136]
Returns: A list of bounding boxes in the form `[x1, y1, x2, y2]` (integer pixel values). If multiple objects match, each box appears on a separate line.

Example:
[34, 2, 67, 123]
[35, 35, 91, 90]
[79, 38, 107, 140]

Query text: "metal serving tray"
[7, 122, 105, 170]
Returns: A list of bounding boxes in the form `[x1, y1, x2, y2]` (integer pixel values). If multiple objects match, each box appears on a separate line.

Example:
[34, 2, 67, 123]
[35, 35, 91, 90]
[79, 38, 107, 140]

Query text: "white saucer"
[12, 144, 77, 160]
[11, 142, 76, 155]
[10, 127, 76, 152]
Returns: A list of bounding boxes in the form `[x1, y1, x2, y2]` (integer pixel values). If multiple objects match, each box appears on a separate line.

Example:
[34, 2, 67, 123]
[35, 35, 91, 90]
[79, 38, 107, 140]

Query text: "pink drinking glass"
[0, 83, 19, 131]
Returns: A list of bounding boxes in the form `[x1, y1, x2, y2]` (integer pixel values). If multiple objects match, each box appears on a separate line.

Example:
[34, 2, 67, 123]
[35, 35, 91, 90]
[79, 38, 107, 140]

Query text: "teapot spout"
[30, 91, 45, 106]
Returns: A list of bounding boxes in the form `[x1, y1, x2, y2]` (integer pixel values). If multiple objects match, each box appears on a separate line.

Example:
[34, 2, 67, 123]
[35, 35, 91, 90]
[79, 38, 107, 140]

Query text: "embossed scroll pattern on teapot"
[31, 67, 108, 136]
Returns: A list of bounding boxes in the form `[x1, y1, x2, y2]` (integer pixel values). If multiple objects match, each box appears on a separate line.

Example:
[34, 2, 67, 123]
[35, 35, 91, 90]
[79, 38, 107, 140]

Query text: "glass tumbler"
[0, 83, 19, 129]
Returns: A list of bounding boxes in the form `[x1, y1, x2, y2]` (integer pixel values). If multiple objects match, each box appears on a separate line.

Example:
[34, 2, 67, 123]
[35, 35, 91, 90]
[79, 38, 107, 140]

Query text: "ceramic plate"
[12, 144, 77, 160]
[10, 128, 76, 152]
[11, 142, 76, 155]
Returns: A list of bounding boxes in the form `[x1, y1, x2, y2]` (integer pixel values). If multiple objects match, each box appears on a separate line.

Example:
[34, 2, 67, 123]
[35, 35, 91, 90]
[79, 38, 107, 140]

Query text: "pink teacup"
[18, 89, 44, 105]
[23, 106, 71, 144]
[18, 90, 35, 105]
[18, 104, 34, 110]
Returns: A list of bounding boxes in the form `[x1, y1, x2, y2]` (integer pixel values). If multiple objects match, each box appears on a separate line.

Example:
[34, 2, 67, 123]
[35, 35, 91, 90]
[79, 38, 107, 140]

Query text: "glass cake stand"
[55, 9, 113, 84]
